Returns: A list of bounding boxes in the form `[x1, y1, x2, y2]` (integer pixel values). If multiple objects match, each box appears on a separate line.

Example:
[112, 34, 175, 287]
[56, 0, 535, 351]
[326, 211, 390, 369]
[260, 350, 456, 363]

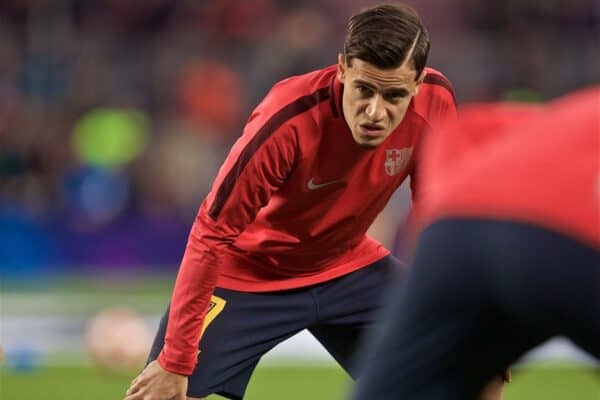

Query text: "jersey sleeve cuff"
[157, 348, 197, 376]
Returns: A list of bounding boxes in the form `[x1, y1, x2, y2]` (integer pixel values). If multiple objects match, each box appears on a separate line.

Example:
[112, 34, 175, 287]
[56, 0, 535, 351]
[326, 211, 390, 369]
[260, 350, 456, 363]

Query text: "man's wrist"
[157, 350, 195, 376]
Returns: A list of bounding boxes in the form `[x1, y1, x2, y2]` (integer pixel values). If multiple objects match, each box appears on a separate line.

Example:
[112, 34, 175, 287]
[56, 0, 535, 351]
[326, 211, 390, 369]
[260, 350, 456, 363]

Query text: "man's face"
[337, 55, 424, 148]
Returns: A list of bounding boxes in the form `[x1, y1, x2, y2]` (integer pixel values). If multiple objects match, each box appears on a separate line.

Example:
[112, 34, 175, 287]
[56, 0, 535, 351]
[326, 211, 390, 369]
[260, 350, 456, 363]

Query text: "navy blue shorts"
[148, 255, 404, 399]
[352, 219, 600, 400]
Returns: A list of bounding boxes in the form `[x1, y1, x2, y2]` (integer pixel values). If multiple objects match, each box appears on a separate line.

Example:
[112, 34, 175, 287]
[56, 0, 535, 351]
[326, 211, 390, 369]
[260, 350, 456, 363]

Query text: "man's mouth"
[359, 123, 386, 138]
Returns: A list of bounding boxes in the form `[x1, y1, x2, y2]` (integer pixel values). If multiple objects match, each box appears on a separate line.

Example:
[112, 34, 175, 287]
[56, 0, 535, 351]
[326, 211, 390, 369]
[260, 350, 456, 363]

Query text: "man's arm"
[159, 119, 298, 375]
[124, 107, 298, 399]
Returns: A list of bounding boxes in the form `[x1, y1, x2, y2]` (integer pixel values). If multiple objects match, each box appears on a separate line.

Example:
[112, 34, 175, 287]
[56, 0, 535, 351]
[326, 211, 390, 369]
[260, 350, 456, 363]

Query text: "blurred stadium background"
[0, 1, 598, 399]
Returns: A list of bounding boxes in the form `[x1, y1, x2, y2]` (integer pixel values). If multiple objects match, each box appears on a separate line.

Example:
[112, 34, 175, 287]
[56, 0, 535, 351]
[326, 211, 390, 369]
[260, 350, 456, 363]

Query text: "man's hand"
[124, 360, 188, 400]
[478, 373, 508, 400]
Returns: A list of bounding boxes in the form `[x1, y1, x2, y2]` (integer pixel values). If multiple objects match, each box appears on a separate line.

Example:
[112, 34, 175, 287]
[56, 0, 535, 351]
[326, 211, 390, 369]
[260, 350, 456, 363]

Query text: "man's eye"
[357, 86, 372, 96]
[388, 92, 406, 99]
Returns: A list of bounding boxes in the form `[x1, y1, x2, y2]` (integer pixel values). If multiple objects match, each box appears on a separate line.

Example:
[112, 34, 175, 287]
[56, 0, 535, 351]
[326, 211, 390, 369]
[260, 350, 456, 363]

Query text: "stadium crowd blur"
[1, 0, 598, 275]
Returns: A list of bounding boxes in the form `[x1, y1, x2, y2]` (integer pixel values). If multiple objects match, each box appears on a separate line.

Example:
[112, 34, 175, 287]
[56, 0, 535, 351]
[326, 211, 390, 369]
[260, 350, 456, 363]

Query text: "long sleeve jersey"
[158, 64, 457, 375]
[415, 86, 600, 250]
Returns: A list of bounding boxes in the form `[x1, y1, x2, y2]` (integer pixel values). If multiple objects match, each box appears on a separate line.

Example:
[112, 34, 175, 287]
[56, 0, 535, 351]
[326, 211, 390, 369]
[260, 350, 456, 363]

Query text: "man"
[352, 87, 600, 400]
[125, 4, 456, 400]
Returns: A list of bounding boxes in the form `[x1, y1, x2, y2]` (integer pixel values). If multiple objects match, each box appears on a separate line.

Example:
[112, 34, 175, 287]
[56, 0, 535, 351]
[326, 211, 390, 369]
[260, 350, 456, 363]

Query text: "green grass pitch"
[1, 364, 598, 399]
[2, 280, 598, 398]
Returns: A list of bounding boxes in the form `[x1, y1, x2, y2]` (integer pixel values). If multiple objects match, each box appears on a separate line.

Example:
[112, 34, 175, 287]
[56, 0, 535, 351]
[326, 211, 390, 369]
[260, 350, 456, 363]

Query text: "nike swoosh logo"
[307, 178, 341, 190]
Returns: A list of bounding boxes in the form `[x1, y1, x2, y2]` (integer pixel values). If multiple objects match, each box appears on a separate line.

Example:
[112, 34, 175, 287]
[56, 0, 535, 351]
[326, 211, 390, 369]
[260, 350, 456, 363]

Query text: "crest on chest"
[384, 148, 413, 176]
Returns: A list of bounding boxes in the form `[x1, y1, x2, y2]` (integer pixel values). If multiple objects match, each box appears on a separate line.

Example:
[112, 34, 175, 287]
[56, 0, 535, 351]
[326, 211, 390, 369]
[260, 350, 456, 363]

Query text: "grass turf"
[1, 364, 598, 400]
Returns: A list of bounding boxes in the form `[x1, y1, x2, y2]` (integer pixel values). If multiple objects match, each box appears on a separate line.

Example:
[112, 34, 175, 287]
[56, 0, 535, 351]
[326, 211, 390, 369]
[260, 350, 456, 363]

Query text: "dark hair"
[344, 4, 430, 79]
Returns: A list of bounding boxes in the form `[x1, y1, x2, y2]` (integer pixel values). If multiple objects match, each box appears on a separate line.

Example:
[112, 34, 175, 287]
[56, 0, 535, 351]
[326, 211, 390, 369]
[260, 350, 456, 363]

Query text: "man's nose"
[365, 95, 385, 121]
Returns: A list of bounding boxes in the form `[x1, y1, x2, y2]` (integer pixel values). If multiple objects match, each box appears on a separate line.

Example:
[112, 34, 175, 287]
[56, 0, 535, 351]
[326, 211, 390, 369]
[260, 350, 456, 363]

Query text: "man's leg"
[308, 255, 405, 378]
[306, 252, 507, 400]
[147, 287, 315, 399]
[488, 221, 600, 360]
[308, 253, 508, 400]
[352, 219, 600, 400]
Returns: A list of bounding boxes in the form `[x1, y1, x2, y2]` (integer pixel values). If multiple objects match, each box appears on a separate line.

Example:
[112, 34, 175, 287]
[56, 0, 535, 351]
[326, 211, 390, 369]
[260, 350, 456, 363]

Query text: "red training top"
[415, 86, 600, 250]
[159, 65, 457, 375]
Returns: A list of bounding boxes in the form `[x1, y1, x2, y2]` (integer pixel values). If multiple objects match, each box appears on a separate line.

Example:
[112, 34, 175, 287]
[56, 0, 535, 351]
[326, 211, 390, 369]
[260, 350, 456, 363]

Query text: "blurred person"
[352, 87, 600, 400]
[458, 0, 599, 101]
[125, 4, 458, 400]
[177, 59, 245, 138]
[133, 121, 221, 217]
[201, 0, 280, 44]
[245, 5, 335, 107]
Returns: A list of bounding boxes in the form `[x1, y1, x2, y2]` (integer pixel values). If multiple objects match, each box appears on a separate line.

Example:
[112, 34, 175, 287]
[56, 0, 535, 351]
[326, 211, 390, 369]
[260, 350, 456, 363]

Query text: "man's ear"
[414, 69, 426, 95]
[337, 53, 346, 82]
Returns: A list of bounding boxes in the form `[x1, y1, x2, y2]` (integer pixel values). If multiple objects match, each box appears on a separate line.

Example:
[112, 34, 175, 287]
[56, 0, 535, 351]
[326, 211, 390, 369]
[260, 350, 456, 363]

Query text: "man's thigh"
[309, 255, 406, 378]
[352, 219, 600, 400]
[490, 220, 600, 359]
[148, 287, 314, 399]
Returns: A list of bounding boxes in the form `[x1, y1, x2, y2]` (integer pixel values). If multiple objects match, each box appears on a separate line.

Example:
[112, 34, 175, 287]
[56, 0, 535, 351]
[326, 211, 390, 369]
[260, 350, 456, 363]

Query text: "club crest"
[384, 148, 413, 176]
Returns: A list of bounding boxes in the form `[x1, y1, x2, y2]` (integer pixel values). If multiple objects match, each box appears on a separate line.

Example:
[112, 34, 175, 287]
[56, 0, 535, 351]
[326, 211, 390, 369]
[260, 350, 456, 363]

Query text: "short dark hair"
[343, 4, 430, 79]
